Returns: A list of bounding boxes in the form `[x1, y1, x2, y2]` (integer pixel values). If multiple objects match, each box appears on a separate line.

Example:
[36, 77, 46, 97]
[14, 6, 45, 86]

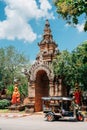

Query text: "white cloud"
[39, 0, 51, 11]
[65, 23, 84, 32]
[0, 0, 54, 42]
[75, 23, 84, 33]
[65, 23, 70, 27]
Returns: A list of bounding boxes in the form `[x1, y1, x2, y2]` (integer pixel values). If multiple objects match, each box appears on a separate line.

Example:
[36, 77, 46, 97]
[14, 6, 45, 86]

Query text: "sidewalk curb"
[0, 113, 31, 118]
[0, 112, 43, 118]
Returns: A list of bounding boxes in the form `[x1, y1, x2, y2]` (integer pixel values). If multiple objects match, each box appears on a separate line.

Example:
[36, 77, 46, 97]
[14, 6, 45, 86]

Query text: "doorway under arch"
[35, 70, 49, 112]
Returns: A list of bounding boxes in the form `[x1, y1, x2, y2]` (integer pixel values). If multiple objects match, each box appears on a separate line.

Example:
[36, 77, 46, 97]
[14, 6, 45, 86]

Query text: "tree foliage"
[0, 46, 30, 94]
[72, 41, 87, 90]
[54, 0, 87, 31]
[52, 41, 87, 91]
[53, 50, 74, 87]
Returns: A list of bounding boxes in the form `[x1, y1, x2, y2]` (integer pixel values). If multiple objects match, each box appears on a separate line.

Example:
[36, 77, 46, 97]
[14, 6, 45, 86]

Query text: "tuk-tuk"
[42, 96, 84, 122]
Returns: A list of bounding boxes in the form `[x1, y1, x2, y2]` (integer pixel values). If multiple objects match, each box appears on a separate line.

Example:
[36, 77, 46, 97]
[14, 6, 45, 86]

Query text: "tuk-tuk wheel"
[47, 114, 54, 122]
[77, 114, 84, 121]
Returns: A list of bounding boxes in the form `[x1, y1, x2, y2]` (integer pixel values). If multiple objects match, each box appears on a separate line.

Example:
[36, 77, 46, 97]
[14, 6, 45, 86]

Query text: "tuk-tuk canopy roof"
[42, 96, 73, 101]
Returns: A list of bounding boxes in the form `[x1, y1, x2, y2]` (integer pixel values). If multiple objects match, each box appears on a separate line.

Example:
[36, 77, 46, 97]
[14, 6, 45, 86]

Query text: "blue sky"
[0, 0, 87, 62]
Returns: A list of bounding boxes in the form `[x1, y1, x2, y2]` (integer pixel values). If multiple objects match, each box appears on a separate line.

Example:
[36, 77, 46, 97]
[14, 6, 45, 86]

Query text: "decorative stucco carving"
[29, 61, 54, 82]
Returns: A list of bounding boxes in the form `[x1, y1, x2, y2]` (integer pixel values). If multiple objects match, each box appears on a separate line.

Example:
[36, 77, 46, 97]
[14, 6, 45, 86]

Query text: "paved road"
[0, 114, 87, 130]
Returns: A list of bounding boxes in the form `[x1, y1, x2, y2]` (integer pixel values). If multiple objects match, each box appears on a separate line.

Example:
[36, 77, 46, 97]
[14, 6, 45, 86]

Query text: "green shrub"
[0, 99, 10, 109]
[6, 85, 14, 98]
[19, 84, 28, 100]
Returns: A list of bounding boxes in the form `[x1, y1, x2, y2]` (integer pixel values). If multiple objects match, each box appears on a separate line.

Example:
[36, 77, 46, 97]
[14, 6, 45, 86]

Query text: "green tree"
[52, 50, 74, 88]
[72, 41, 87, 90]
[52, 41, 87, 92]
[54, 0, 87, 31]
[0, 46, 30, 93]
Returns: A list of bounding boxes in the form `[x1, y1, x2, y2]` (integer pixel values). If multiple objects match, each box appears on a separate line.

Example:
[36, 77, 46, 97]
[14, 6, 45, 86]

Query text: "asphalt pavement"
[0, 112, 87, 130]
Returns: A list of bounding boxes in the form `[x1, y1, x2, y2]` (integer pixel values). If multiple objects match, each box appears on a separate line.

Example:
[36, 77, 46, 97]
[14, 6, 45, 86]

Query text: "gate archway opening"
[35, 70, 49, 112]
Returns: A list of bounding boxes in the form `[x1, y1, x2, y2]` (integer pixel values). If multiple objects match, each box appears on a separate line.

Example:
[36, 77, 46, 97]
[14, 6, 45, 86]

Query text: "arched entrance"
[28, 62, 54, 112]
[35, 70, 49, 112]
[27, 20, 61, 112]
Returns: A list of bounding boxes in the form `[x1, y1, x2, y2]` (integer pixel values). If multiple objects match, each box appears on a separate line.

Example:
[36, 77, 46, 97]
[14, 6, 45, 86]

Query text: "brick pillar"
[49, 80, 54, 96]
[55, 83, 58, 96]
[28, 82, 35, 97]
[58, 79, 62, 96]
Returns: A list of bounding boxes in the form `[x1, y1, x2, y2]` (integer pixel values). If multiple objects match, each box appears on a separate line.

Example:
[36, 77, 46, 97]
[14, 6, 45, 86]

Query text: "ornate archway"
[28, 62, 54, 112]
[27, 20, 67, 112]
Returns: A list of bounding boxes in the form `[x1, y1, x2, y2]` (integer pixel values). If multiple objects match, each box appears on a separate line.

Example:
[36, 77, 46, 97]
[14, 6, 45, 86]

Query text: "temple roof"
[38, 19, 57, 46]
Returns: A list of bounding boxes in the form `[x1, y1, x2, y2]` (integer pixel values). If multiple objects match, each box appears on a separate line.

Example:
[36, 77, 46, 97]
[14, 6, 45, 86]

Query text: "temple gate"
[27, 20, 67, 112]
